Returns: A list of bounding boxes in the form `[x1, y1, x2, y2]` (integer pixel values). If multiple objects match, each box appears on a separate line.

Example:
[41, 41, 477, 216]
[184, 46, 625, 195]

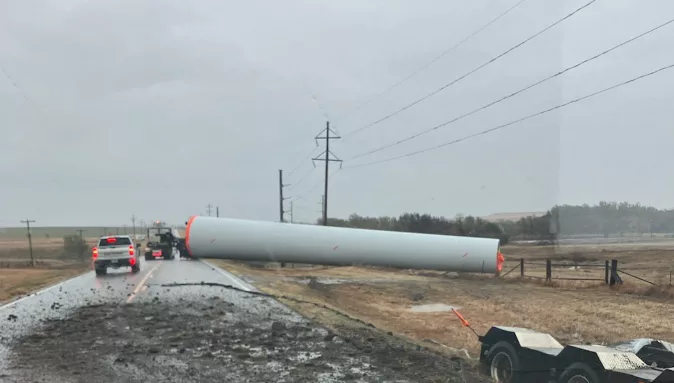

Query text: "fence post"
[546, 259, 552, 282]
[520, 258, 524, 277]
[605, 260, 610, 285]
[610, 259, 621, 285]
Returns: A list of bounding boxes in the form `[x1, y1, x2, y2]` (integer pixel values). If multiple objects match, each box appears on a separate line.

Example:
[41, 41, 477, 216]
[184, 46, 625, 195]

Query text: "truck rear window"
[98, 237, 132, 247]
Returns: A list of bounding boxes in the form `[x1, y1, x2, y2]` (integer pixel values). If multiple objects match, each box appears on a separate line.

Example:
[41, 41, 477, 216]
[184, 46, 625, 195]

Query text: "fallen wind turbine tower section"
[184, 216, 504, 274]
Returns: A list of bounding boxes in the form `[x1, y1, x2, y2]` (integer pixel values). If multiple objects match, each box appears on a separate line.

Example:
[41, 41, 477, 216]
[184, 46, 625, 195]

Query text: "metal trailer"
[184, 216, 503, 274]
[479, 326, 674, 383]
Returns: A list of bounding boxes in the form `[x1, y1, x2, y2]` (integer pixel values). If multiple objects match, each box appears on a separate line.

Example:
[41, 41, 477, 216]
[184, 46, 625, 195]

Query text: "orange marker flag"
[452, 308, 470, 327]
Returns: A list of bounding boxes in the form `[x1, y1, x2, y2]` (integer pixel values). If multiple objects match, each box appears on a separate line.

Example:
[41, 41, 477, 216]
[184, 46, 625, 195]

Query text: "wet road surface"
[0, 257, 485, 382]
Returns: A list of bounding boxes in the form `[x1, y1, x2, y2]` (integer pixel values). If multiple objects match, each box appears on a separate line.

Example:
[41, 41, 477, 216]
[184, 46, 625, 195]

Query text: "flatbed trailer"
[478, 326, 674, 383]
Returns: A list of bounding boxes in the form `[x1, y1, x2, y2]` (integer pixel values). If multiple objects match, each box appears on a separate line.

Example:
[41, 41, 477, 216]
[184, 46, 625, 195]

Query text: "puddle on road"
[408, 303, 460, 313]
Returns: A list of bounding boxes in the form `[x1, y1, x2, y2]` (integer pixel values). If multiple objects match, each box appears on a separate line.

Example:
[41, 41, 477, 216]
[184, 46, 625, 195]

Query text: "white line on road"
[199, 259, 254, 292]
[0, 271, 91, 311]
[126, 263, 161, 303]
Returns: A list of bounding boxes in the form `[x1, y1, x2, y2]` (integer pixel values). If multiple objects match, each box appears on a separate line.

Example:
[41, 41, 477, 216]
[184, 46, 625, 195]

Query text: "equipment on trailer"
[451, 310, 674, 383]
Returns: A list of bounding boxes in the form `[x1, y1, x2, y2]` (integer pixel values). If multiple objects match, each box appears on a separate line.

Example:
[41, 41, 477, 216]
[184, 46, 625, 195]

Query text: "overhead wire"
[286, 145, 319, 178]
[346, 16, 674, 161]
[291, 168, 342, 203]
[344, 62, 674, 169]
[288, 167, 315, 191]
[342, 0, 598, 138]
[334, 0, 531, 122]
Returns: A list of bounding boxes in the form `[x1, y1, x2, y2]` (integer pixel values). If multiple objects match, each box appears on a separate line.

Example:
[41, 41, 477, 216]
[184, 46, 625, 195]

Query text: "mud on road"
[4, 290, 486, 382]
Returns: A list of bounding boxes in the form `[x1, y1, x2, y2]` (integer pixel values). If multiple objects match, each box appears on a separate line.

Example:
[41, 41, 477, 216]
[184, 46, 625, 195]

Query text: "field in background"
[212, 242, 674, 358]
[0, 267, 89, 303]
[502, 242, 674, 286]
[0, 237, 92, 303]
[0, 226, 147, 240]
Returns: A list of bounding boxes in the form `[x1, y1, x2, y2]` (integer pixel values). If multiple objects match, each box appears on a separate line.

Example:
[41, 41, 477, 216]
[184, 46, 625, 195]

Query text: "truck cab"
[93, 235, 140, 275]
[144, 227, 179, 260]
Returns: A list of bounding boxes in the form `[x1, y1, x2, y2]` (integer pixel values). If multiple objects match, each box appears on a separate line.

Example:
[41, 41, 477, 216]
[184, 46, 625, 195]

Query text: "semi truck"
[144, 227, 179, 260]
[144, 225, 192, 260]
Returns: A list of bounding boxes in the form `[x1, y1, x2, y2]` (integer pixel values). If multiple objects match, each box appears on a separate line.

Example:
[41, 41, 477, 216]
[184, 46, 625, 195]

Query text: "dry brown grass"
[0, 237, 91, 301]
[213, 249, 674, 358]
[0, 266, 89, 303]
[0, 238, 96, 269]
[501, 243, 674, 287]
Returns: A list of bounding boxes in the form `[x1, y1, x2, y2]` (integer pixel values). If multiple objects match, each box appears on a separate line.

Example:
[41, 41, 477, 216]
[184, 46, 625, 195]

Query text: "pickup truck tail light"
[92, 247, 98, 259]
[128, 245, 135, 256]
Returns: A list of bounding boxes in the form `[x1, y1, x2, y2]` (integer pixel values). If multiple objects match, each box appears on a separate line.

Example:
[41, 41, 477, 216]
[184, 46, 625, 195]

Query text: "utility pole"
[206, 204, 213, 217]
[313, 121, 342, 226]
[278, 169, 291, 222]
[76, 229, 86, 262]
[290, 201, 294, 224]
[216, 206, 219, 218]
[131, 214, 136, 236]
[21, 219, 36, 267]
[317, 195, 325, 223]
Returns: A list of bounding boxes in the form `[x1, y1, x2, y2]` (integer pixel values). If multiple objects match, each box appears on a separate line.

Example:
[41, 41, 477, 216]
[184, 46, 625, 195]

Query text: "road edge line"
[199, 259, 255, 292]
[0, 269, 92, 310]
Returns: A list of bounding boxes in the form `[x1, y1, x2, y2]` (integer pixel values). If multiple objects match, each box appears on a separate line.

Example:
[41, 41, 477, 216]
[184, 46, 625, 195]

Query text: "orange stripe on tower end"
[497, 251, 505, 272]
[185, 216, 197, 257]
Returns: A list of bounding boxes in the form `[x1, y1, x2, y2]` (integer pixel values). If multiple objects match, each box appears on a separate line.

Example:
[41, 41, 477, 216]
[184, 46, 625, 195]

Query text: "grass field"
[212, 242, 674, 359]
[0, 226, 160, 240]
[0, 267, 89, 303]
[501, 242, 674, 287]
[0, 237, 91, 303]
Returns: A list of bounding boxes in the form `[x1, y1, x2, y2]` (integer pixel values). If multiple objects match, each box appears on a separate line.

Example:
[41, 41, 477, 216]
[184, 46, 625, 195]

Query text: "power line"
[312, 122, 342, 226]
[288, 167, 315, 191]
[279, 170, 291, 223]
[345, 62, 674, 169]
[343, 0, 597, 138]
[286, 145, 319, 178]
[0, 65, 33, 105]
[20, 219, 36, 267]
[334, 0, 531, 122]
[347, 16, 674, 161]
[292, 168, 342, 203]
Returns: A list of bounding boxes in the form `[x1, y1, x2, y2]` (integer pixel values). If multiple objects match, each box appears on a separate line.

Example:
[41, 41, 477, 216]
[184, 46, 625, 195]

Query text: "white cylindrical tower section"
[185, 216, 502, 273]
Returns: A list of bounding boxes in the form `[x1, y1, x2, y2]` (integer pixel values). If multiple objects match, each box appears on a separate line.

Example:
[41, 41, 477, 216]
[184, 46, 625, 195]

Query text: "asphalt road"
[0, 257, 485, 382]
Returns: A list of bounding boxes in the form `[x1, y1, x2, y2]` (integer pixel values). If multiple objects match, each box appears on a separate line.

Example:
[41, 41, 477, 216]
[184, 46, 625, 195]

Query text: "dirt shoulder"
[213, 260, 674, 358]
[0, 266, 89, 304]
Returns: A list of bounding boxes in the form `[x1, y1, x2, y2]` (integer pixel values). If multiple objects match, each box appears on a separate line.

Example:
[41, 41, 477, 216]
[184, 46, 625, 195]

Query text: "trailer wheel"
[558, 362, 601, 383]
[487, 341, 521, 383]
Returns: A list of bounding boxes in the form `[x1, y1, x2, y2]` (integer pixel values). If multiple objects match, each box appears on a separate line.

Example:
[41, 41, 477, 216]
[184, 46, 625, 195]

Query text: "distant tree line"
[318, 201, 674, 243]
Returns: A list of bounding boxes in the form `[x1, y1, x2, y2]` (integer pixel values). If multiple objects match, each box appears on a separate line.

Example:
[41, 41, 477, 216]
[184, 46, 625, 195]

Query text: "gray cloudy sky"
[1, 0, 673, 227]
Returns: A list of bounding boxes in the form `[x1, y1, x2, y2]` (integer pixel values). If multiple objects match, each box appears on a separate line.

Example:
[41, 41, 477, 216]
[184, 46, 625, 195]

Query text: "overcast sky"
[1, 0, 673, 227]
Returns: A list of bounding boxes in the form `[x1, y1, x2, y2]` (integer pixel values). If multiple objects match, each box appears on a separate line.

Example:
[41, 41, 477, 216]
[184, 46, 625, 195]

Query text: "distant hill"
[481, 212, 546, 222]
